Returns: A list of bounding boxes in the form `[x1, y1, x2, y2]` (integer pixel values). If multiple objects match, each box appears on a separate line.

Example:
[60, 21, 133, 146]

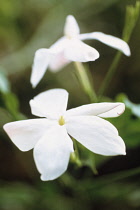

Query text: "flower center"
[65, 34, 78, 40]
[67, 35, 72, 39]
[58, 116, 65, 126]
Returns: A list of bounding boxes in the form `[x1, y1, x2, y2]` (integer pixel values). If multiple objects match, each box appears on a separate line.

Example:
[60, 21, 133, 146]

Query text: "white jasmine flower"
[3, 89, 126, 181]
[31, 15, 131, 88]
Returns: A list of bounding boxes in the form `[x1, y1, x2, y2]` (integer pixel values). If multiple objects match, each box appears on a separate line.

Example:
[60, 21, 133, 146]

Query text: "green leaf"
[116, 93, 140, 118]
[0, 107, 12, 130]
[0, 69, 10, 93]
[2, 92, 21, 120]
[0, 68, 26, 120]
[124, 98, 140, 118]
[106, 94, 140, 148]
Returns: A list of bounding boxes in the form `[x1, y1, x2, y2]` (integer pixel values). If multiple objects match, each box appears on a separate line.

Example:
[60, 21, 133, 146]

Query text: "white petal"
[66, 116, 126, 156]
[31, 48, 55, 88]
[79, 32, 131, 56]
[3, 119, 53, 151]
[98, 103, 125, 118]
[50, 37, 68, 53]
[33, 125, 73, 181]
[65, 103, 125, 118]
[30, 89, 68, 119]
[49, 52, 70, 72]
[49, 52, 71, 72]
[64, 39, 99, 62]
[49, 37, 70, 71]
[64, 15, 80, 38]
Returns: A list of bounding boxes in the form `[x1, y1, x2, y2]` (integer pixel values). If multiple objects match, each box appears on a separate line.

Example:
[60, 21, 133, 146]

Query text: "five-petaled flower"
[31, 15, 131, 88]
[4, 89, 126, 181]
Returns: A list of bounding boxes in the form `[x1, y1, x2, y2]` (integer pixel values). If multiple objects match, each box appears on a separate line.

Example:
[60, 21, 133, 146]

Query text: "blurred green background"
[0, 0, 140, 209]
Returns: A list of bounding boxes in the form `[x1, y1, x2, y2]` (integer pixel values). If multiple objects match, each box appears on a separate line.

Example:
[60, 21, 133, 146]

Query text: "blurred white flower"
[31, 15, 130, 88]
[4, 89, 126, 181]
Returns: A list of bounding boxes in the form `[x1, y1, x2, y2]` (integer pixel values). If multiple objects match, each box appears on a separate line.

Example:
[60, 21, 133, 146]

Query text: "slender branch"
[98, 2, 140, 99]
[74, 62, 97, 102]
[88, 166, 140, 190]
[98, 51, 121, 98]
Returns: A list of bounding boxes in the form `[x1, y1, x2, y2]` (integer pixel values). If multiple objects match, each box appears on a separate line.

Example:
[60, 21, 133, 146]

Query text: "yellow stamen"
[58, 116, 65, 126]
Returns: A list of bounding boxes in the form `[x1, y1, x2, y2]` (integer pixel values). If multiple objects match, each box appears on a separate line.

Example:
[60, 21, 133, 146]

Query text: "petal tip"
[84, 46, 100, 62]
[3, 123, 29, 152]
[3, 123, 7, 131]
[122, 151, 126, 155]
[119, 150, 126, 156]
[40, 173, 59, 181]
[119, 41, 131, 56]
[64, 14, 80, 37]
[117, 139, 126, 156]
[111, 146, 126, 156]
[117, 103, 125, 116]
[86, 50, 100, 61]
[30, 79, 37, 89]
[3, 123, 10, 134]
[40, 174, 48, 181]
[66, 14, 75, 20]
[30, 48, 52, 88]
[124, 46, 131, 57]
[29, 99, 33, 108]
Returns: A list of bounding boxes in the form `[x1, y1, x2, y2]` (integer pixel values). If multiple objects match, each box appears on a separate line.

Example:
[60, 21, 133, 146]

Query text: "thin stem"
[90, 154, 98, 175]
[74, 166, 140, 194]
[98, 51, 121, 98]
[89, 166, 140, 190]
[74, 62, 97, 102]
[83, 153, 98, 175]
[71, 138, 82, 167]
[98, 2, 140, 99]
[72, 138, 98, 174]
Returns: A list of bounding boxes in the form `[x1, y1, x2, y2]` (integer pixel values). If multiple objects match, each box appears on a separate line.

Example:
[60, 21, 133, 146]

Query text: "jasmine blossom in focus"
[4, 89, 126, 181]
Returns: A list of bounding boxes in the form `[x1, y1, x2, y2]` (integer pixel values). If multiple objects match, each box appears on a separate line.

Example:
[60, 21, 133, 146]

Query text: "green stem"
[98, 51, 121, 98]
[71, 138, 98, 174]
[98, 2, 140, 99]
[90, 154, 98, 175]
[71, 138, 82, 167]
[89, 166, 140, 190]
[74, 62, 97, 102]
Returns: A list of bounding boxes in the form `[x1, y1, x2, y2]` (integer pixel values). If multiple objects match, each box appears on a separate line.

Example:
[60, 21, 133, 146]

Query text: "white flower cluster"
[31, 15, 130, 88]
[4, 15, 130, 181]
